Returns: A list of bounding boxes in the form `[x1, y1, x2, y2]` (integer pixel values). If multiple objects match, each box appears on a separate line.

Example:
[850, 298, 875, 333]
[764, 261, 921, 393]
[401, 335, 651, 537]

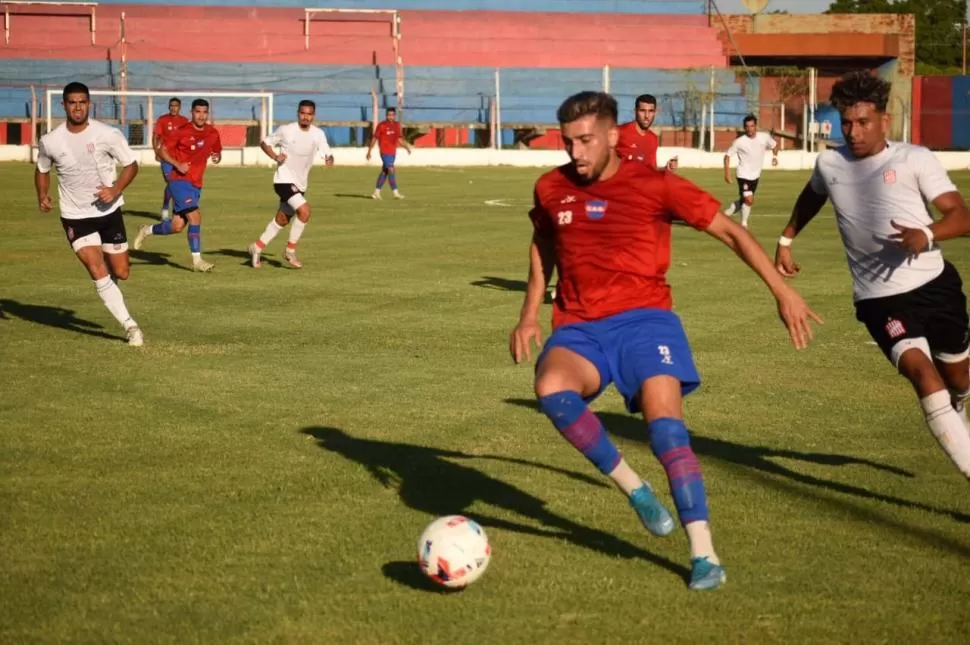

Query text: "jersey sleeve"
[808, 157, 828, 195]
[153, 118, 165, 137]
[35, 137, 52, 173]
[766, 134, 778, 150]
[106, 127, 137, 167]
[663, 172, 720, 231]
[912, 146, 957, 203]
[528, 186, 555, 240]
[725, 140, 738, 158]
[262, 126, 283, 147]
[212, 130, 223, 154]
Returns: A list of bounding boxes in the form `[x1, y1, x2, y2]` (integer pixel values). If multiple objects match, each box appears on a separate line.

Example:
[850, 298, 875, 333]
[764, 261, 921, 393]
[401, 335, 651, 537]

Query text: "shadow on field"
[333, 193, 376, 200]
[506, 399, 970, 555]
[212, 247, 284, 269]
[471, 276, 554, 304]
[0, 298, 125, 342]
[128, 249, 193, 272]
[381, 561, 464, 594]
[300, 426, 690, 585]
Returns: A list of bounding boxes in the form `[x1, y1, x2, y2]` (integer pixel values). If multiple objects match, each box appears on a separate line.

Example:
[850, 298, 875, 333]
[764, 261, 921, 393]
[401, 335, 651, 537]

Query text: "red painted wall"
[0, 6, 726, 69]
[917, 76, 953, 150]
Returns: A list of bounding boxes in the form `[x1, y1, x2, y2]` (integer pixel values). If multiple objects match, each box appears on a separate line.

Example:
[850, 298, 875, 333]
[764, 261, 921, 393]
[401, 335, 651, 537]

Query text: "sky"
[714, 0, 832, 13]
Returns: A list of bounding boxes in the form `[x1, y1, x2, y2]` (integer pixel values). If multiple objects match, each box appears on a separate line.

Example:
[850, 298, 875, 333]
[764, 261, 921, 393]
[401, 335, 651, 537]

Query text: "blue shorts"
[538, 308, 701, 413]
[380, 153, 396, 170]
[168, 180, 201, 216]
[160, 161, 174, 179]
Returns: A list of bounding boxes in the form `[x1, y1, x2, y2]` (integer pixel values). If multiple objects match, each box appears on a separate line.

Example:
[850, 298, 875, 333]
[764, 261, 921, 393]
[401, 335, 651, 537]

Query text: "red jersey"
[162, 122, 222, 188]
[530, 161, 720, 328]
[154, 114, 189, 139]
[374, 120, 402, 155]
[616, 122, 659, 169]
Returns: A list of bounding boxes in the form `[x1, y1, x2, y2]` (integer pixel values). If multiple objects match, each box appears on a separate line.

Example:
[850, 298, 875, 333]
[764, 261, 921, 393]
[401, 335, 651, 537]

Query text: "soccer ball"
[417, 515, 491, 589]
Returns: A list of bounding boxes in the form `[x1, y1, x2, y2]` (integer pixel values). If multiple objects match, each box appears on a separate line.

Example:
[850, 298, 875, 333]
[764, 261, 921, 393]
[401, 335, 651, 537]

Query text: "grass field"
[1, 161, 969, 645]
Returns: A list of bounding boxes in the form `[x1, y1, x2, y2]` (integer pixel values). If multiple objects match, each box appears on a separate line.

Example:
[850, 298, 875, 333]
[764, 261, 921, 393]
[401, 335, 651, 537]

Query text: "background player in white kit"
[775, 71, 970, 481]
[248, 100, 334, 269]
[34, 82, 144, 347]
[724, 115, 778, 228]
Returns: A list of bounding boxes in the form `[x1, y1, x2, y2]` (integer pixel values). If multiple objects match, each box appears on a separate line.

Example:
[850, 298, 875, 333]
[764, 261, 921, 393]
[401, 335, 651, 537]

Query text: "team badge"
[885, 318, 906, 339]
[586, 200, 607, 220]
[883, 169, 896, 184]
[86, 143, 95, 153]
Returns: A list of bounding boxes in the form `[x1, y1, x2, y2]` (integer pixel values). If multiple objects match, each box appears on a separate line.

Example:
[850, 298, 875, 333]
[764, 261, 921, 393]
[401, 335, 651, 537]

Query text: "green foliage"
[827, 0, 968, 69]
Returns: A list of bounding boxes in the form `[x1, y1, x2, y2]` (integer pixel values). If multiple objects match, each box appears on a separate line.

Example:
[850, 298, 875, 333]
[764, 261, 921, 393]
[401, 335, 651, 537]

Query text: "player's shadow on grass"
[0, 299, 125, 341]
[128, 249, 193, 272]
[506, 399, 970, 536]
[300, 426, 690, 583]
[211, 248, 284, 268]
[333, 193, 377, 200]
[471, 276, 554, 304]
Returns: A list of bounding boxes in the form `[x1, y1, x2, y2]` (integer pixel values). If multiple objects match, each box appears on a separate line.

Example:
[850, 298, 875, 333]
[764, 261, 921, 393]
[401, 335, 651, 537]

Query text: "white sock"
[94, 276, 135, 330]
[724, 200, 738, 216]
[258, 219, 283, 247]
[685, 520, 719, 564]
[607, 458, 645, 496]
[921, 390, 970, 478]
[951, 386, 970, 432]
[288, 218, 307, 246]
[192, 252, 201, 261]
[741, 203, 752, 227]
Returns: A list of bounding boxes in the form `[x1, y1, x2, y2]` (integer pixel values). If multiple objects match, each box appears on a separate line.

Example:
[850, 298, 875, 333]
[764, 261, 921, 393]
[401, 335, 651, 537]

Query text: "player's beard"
[574, 153, 610, 185]
[67, 110, 88, 127]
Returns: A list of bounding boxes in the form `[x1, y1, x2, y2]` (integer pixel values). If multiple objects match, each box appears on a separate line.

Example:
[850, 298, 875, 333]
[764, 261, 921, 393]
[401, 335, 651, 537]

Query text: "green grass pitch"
[1, 161, 968, 644]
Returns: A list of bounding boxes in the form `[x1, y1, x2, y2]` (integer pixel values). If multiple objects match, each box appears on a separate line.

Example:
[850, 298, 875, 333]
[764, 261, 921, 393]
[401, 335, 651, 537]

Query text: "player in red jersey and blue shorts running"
[367, 107, 412, 200]
[509, 91, 822, 590]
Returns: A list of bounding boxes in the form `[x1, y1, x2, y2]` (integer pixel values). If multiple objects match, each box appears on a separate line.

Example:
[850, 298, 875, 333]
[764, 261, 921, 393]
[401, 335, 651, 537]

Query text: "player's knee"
[647, 417, 691, 457]
[296, 204, 311, 222]
[743, 196, 754, 206]
[275, 212, 290, 226]
[170, 217, 186, 233]
[896, 343, 945, 396]
[113, 265, 130, 281]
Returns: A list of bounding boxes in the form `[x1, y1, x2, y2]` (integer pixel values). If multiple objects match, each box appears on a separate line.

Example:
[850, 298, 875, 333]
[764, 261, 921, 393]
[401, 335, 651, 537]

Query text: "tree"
[826, 0, 968, 70]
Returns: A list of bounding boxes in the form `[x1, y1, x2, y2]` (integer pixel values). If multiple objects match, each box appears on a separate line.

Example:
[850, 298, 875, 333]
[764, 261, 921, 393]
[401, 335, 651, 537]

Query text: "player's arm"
[665, 173, 822, 349]
[156, 135, 187, 173]
[95, 129, 139, 203]
[260, 130, 285, 164]
[34, 140, 52, 212]
[890, 147, 970, 255]
[366, 127, 378, 159]
[511, 192, 557, 364]
[769, 135, 779, 167]
[210, 132, 222, 164]
[774, 180, 828, 277]
[317, 129, 335, 166]
[399, 133, 413, 154]
[723, 144, 735, 183]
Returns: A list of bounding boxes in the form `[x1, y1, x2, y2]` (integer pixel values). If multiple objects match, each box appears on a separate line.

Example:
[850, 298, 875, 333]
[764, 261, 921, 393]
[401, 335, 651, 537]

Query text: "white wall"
[5, 145, 970, 172]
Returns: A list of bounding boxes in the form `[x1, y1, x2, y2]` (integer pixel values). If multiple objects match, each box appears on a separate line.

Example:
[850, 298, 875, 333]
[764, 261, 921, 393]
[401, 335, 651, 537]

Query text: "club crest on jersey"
[885, 318, 906, 339]
[86, 143, 95, 153]
[883, 169, 896, 184]
[586, 200, 607, 220]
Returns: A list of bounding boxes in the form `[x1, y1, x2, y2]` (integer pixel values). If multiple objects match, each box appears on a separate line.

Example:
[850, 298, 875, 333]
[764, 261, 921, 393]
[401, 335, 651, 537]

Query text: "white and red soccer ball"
[417, 515, 491, 589]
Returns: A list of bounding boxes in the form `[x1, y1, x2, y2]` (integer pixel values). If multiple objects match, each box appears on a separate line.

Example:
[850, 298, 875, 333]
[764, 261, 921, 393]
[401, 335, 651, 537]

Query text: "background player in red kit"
[152, 97, 188, 221]
[366, 107, 412, 200]
[509, 91, 821, 590]
[616, 94, 677, 171]
[134, 98, 222, 272]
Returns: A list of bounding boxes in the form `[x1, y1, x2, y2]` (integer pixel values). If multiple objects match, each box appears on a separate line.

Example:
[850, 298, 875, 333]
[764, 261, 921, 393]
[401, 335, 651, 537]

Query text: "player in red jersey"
[152, 97, 189, 221]
[134, 98, 222, 272]
[509, 91, 822, 590]
[366, 107, 412, 200]
[616, 94, 677, 171]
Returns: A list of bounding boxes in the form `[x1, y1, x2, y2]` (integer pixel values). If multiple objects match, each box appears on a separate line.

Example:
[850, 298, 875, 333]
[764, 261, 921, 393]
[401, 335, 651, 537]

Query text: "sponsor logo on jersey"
[586, 200, 607, 220]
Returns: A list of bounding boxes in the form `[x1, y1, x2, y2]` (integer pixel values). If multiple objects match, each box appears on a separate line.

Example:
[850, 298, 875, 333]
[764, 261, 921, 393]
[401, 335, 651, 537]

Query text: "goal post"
[44, 89, 275, 147]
